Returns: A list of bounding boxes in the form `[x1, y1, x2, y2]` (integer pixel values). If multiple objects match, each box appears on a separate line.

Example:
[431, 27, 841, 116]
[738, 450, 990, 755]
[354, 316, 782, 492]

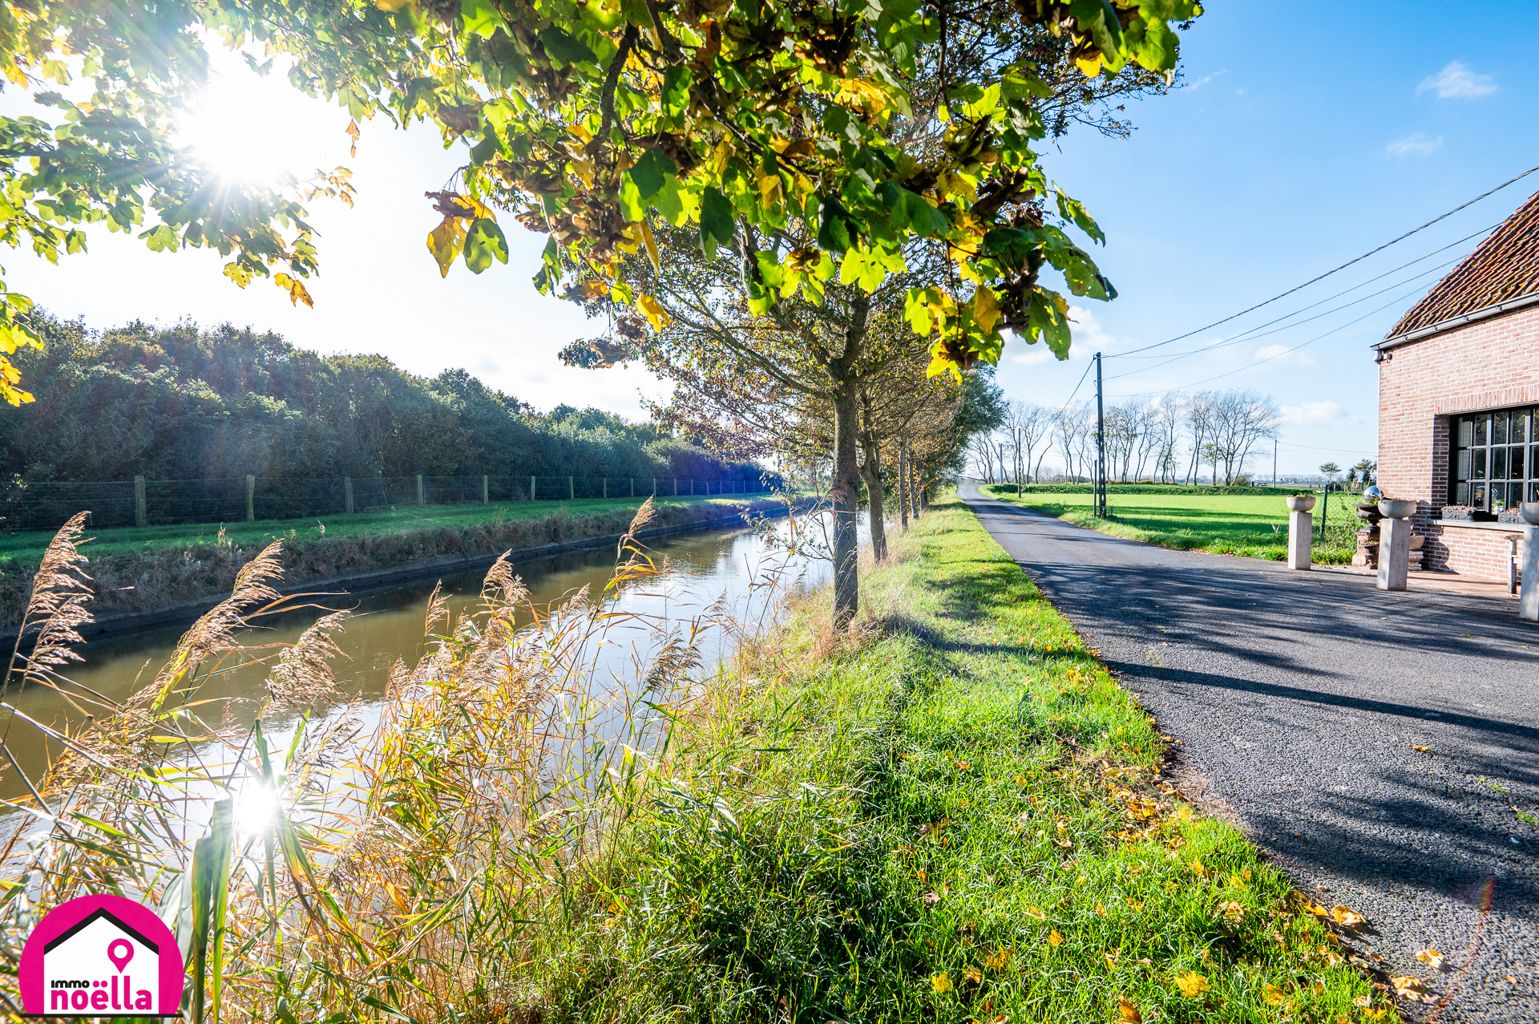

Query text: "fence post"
[417, 474, 426, 506]
[630, 477, 635, 498]
[530, 475, 536, 500]
[603, 478, 608, 499]
[482, 474, 490, 504]
[690, 478, 695, 496]
[134, 475, 147, 528]
[344, 476, 355, 515]
[245, 474, 256, 523]
[651, 477, 657, 495]
[673, 478, 678, 496]
[569, 475, 575, 501]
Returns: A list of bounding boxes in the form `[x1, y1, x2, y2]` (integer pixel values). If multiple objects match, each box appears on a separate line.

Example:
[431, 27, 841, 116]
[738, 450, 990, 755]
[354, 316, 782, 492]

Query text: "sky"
[5, 2, 1537, 474]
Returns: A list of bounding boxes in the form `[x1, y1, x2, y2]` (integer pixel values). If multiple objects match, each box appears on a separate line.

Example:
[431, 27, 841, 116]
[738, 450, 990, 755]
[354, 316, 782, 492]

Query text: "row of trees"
[1, 313, 760, 487]
[972, 390, 1284, 487]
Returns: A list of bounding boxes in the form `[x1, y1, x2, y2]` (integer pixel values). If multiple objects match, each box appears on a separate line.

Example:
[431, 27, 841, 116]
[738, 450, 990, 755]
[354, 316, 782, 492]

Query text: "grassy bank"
[532, 501, 1396, 1021]
[0, 494, 776, 626]
[1, 503, 1404, 1021]
[983, 484, 1362, 564]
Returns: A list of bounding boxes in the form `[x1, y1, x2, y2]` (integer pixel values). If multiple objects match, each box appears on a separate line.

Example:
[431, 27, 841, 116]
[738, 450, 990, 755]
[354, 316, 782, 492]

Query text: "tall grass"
[0, 499, 756, 1023]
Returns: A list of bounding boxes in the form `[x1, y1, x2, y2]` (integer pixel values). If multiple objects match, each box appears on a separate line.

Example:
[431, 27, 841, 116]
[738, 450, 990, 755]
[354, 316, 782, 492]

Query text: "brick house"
[1374, 189, 1539, 581]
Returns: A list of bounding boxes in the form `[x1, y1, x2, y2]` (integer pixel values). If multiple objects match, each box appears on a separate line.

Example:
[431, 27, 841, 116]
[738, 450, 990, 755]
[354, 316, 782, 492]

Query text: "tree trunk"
[897, 439, 910, 533]
[829, 295, 867, 630]
[859, 389, 888, 561]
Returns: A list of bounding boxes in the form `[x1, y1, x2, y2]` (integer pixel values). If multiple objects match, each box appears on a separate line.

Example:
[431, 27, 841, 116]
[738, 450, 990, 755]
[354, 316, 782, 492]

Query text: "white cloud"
[1183, 69, 1227, 93]
[1281, 400, 1348, 427]
[1417, 60, 1498, 99]
[1385, 132, 1444, 158]
[1256, 343, 1315, 366]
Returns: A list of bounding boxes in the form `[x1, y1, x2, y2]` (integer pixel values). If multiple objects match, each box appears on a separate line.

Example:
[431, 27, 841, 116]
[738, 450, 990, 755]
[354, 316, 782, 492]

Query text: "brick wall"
[1377, 303, 1539, 579]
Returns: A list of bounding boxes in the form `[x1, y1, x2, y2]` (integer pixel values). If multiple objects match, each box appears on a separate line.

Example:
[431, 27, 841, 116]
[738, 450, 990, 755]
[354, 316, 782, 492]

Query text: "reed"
[0, 498, 750, 1022]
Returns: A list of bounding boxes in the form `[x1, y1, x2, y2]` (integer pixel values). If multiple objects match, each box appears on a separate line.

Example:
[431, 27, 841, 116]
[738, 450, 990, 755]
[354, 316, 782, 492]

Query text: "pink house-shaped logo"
[18, 894, 184, 1017]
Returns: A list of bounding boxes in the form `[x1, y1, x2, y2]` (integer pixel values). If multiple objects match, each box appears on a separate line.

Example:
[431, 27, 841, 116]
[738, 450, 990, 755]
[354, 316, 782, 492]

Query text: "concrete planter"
[1521, 502, 1539, 526]
[1377, 498, 1417, 520]
[1286, 495, 1316, 512]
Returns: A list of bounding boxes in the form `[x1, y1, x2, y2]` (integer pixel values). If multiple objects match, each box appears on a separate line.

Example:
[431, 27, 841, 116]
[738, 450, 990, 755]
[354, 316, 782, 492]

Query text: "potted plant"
[1286, 492, 1316, 512]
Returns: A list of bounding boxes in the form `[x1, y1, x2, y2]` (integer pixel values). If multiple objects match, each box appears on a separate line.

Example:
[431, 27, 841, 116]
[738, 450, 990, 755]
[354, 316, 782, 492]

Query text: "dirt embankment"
[2, 498, 786, 642]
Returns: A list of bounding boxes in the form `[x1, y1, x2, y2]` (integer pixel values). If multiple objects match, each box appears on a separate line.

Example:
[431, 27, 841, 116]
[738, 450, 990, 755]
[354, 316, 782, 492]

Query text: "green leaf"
[626, 148, 674, 201]
[461, 0, 504, 38]
[817, 197, 853, 252]
[699, 187, 735, 257]
[189, 798, 235, 1024]
[539, 27, 596, 66]
[463, 218, 509, 273]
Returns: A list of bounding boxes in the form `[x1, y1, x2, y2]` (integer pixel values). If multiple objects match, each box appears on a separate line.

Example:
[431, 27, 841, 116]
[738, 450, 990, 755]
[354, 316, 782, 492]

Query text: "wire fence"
[0, 473, 776, 533]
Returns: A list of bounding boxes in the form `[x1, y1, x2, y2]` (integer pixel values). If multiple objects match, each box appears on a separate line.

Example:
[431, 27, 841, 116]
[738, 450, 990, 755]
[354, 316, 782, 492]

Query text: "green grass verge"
[533, 501, 1395, 1022]
[982, 485, 1362, 564]
[0, 494, 754, 570]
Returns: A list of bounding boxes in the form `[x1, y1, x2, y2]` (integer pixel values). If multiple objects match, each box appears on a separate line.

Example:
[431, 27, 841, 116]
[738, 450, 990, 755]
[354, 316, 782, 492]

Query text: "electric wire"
[1112, 163, 1539, 358]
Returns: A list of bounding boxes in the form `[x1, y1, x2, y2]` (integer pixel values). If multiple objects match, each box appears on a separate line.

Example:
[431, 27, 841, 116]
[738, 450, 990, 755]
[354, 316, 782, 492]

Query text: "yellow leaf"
[758, 173, 783, 206]
[1410, 743, 1432, 752]
[374, 0, 414, 9]
[427, 215, 467, 277]
[963, 966, 982, 985]
[971, 287, 1002, 334]
[1024, 906, 1045, 921]
[931, 972, 952, 994]
[638, 219, 661, 275]
[1047, 929, 1063, 947]
[637, 294, 671, 331]
[1075, 51, 1103, 77]
[1173, 972, 1210, 998]
[1415, 947, 1444, 968]
[1116, 997, 1141, 1023]
[273, 272, 314, 308]
[1262, 982, 1286, 1006]
[1390, 975, 1427, 999]
[345, 118, 361, 158]
[1217, 900, 1244, 921]
[1327, 904, 1365, 929]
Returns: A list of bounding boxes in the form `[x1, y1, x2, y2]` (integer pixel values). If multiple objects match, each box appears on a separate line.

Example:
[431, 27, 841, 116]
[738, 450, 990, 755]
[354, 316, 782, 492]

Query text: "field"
[982, 484, 1363, 563]
[0, 494, 755, 571]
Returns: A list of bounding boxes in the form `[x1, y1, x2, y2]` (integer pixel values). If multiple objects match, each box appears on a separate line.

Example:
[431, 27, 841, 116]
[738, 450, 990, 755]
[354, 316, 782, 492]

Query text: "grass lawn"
[538, 501, 1397, 1021]
[982, 484, 1363, 564]
[0, 494, 756, 571]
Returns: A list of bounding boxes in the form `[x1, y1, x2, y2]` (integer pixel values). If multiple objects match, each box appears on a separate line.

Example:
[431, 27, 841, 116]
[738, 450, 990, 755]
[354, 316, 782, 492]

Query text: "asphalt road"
[959, 485, 1539, 1023]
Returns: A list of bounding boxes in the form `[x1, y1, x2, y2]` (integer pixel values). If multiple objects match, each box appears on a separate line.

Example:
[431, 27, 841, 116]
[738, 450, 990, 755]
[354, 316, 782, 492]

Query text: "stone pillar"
[1520, 525, 1539, 622]
[1378, 517, 1412, 591]
[1287, 510, 1312, 570]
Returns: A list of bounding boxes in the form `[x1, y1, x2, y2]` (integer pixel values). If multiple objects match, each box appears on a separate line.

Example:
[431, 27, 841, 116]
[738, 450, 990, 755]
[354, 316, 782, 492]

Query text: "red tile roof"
[1387, 188, 1539, 339]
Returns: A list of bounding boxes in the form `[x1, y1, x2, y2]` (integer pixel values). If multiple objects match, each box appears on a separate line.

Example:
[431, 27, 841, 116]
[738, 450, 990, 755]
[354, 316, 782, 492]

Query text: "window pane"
[1529, 481, 1539, 503]
[1495, 413, 1510, 444]
[1474, 449, 1487, 477]
[1493, 447, 1508, 479]
[1475, 416, 1489, 445]
[1457, 481, 1470, 504]
[1459, 418, 1474, 446]
[1457, 449, 1471, 479]
[1513, 445, 1527, 481]
[1509, 483, 1524, 508]
[1515, 412, 1530, 444]
[1473, 482, 1488, 509]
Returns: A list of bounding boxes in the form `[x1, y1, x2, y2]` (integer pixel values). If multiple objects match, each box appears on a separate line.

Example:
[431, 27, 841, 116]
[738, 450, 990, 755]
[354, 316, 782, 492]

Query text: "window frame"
[1449, 405, 1538, 513]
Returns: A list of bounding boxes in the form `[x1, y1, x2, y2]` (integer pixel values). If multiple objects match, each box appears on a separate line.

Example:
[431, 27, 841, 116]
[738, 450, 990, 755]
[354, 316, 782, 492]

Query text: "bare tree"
[1208, 390, 1280, 485]
[1149, 396, 1184, 483]
[1000, 401, 1052, 494]
[1183, 392, 1216, 484]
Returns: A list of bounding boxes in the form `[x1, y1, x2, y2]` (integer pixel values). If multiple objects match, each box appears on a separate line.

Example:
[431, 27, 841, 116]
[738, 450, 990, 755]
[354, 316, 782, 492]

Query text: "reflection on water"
[3, 514, 847, 806]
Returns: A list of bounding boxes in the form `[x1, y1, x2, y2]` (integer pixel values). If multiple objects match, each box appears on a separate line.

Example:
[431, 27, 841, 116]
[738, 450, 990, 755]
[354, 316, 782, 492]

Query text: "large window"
[1451, 405, 1537, 512]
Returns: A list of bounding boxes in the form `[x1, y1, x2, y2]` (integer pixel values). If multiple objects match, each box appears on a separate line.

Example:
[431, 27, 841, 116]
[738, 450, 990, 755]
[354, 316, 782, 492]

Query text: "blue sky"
[1006, 1, 1538, 474]
[6, 2, 1536, 473]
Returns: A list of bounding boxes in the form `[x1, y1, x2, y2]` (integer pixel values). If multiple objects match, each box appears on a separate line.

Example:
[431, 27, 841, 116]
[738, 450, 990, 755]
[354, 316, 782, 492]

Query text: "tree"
[0, 2, 1195, 403]
[1352, 457, 1376, 490]
[1206, 390, 1278, 485]
[1319, 462, 1341, 489]
[1000, 401, 1050, 494]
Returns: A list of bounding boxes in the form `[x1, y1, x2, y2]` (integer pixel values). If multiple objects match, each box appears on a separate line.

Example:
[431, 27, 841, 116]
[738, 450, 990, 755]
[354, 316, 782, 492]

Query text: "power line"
[1104, 252, 1468, 382]
[1054, 358, 1095, 416]
[1113, 162, 1539, 358]
[1108, 284, 1428, 406]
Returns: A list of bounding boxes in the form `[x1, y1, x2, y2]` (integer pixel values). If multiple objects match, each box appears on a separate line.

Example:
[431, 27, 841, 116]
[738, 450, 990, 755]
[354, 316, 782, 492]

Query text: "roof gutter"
[1375, 290, 1539, 351]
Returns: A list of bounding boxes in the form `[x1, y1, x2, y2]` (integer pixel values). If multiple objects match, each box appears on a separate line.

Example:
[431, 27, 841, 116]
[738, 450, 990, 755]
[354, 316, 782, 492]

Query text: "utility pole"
[1273, 436, 1278, 485]
[1094, 352, 1107, 518]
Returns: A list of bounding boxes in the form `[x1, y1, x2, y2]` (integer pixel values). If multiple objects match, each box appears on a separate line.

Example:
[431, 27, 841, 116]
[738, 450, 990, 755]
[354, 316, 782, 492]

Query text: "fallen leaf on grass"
[985, 948, 1014, 971]
[931, 972, 953, 994]
[1024, 906, 1045, 920]
[1262, 982, 1287, 1006]
[1217, 900, 1245, 921]
[1174, 972, 1210, 997]
[1116, 997, 1141, 1023]
[1047, 929, 1063, 947]
[1328, 904, 1366, 929]
[1415, 947, 1444, 968]
[963, 966, 983, 985]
